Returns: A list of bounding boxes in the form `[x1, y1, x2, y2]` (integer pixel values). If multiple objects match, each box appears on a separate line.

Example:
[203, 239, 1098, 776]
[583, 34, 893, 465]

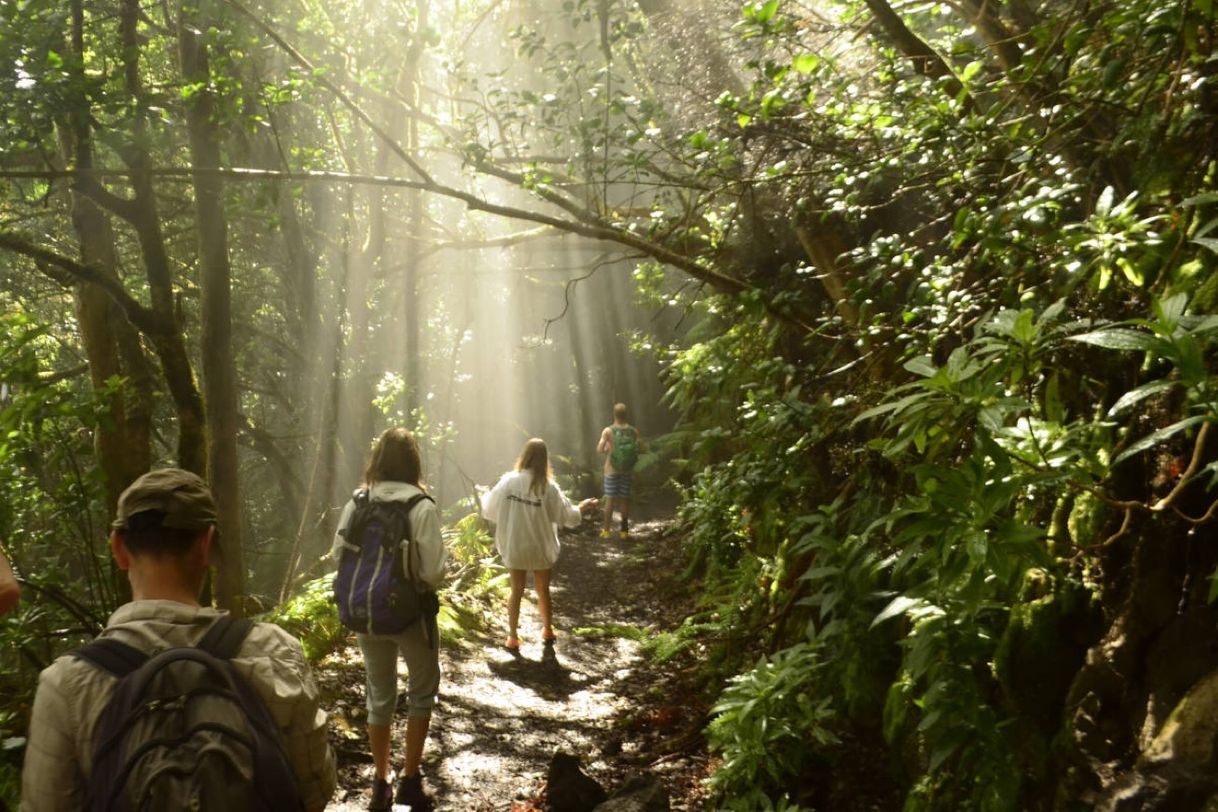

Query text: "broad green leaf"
[1095, 186, 1116, 218]
[1068, 329, 1158, 351]
[1112, 415, 1209, 465]
[1155, 293, 1188, 326]
[904, 356, 938, 377]
[1044, 372, 1064, 424]
[792, 53, 820, 74]
[1187, 315, 1218, 334]
[965, 529, 987, 561]
[852, 399, 902, 424]
[746, 0, 779, 23]
[852, 388, 930, 425]
[1194, 237, 1218, 254]
[1107, 378, 1177, 415]
[1180, 192, 1218, 207]
[1037, 299, 1066, 328]
[872, 595, 929, 627]
[1012, 308, 1036, 344]
[928, 738, 962, 772]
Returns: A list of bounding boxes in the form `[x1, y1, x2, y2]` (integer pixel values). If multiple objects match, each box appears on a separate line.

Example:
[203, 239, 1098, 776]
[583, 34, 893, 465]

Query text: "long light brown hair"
[515, 438, 551, 497]
[364, 428, 423, 488]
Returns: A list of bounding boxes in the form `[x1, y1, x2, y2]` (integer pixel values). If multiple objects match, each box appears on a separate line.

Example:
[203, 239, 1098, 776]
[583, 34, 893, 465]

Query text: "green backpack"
[610, 426, 640, 472]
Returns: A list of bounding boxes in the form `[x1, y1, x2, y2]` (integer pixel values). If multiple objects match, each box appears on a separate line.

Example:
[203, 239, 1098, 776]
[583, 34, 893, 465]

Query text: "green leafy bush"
[706, 641, 838, 805]
[263, 575, 346, 662]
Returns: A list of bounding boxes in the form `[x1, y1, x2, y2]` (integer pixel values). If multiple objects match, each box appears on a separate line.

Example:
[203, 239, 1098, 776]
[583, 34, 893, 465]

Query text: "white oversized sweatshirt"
[480, 470, 581, 571]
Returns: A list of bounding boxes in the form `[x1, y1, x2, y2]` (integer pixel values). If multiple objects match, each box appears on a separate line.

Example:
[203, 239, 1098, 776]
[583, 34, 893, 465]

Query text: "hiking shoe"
[618, 529, 630, 540]
[395, 773, 435, 812]
[368, 777, 394, 811]
[599, 529, 613, 539]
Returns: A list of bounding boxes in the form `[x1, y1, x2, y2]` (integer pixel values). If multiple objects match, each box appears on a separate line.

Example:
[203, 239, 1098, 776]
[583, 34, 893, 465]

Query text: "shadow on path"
[322, 517, 701, 812]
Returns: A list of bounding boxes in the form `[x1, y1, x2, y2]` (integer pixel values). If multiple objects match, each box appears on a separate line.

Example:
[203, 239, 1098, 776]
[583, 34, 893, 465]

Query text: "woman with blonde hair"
[332, 428, 446, 811]
[481, 438, 596, 650]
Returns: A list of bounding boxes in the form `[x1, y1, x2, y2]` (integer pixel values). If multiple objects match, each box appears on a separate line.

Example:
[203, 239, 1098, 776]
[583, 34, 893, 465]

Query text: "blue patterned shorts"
[604, 473, 632, 498]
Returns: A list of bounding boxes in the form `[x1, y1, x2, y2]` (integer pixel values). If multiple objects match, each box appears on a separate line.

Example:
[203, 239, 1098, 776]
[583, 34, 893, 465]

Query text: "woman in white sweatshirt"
[480, 438, 596, 650]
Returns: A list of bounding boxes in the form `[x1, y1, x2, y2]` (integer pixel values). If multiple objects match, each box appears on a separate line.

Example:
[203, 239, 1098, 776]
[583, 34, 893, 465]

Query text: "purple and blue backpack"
[334, 489, 438, 643]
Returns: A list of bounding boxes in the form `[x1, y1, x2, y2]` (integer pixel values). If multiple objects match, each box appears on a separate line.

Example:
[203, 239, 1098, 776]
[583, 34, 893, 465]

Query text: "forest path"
[320, 514, 708, 811]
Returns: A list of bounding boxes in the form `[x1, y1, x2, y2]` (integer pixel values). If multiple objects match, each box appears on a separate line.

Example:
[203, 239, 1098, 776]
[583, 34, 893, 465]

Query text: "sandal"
[542, 630, 557, 646]
[504, 636, 521, 651]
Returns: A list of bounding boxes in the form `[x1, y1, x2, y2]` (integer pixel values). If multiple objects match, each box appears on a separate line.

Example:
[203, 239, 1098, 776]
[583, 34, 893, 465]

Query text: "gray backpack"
[70, 616, 304, 811]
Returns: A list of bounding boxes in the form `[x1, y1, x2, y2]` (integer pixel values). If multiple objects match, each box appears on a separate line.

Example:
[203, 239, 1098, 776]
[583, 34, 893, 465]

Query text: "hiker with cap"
[20, 468, 336, 812]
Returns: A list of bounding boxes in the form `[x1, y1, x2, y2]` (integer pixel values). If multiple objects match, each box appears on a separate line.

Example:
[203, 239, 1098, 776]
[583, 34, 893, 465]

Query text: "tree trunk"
[62, 0, 152, 516]
[180, 0, 246, 614]
[68, 0, 208, 474]
[399, 3, 429, 417]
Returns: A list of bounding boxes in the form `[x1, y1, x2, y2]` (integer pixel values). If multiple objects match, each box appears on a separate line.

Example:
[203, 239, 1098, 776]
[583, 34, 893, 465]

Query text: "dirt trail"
[322, 517, 707, 811]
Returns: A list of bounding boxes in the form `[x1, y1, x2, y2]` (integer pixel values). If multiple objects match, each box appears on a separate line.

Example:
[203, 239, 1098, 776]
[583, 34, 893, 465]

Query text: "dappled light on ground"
[321, 517, 707, 811]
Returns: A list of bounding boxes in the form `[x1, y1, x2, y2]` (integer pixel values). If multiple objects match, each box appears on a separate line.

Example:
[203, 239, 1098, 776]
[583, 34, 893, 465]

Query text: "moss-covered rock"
[1067, 492, 1106, 549]
[1143, 667, 1218, 769]
[993, 573, 1102, 736]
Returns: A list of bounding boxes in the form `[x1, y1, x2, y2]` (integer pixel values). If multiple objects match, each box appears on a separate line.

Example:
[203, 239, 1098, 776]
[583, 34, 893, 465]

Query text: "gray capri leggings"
[356, 619, 440, 725]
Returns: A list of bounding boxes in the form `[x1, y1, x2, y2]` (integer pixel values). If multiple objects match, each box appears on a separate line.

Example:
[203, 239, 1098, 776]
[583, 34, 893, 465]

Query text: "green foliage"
[0, 307, 119, 810]
[573, 622, 649, 641]
[707, 641, 838, 805]
[261, 575, 346, 662]
[444, 511, 505, 596]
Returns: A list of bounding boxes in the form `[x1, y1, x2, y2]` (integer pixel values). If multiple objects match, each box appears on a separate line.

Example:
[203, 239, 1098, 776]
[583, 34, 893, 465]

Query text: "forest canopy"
[2, 0, 1218, 808]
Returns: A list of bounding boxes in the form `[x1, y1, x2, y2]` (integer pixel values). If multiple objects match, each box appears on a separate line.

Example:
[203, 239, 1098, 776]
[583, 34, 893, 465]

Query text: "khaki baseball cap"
[112, 468, 218, 531]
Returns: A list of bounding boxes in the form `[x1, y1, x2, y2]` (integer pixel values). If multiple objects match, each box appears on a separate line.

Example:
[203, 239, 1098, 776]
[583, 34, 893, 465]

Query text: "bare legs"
[507, 568, 553, 642]
[534, 569, 553, 638]
[369, 723, 391, 780]
[601, 496, 630, 534]
[507, 569, 526, 642]
[403, 716, 430, 777]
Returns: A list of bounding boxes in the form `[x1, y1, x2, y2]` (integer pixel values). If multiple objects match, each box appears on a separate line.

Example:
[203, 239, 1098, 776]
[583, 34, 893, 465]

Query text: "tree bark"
[63, 0, 210, 475]
[862, 0, 968, 102]
[61, 0, 152, 516]
[399, 0, 429, 418]
[180, 0, 246, 613]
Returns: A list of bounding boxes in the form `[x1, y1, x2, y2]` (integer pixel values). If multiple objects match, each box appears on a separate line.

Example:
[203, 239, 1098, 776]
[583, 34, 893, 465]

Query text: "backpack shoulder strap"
[70, 637, 149, 678]
[196, 615, 254, 660]
[338, 487, 374, 543]
[395, 493, 434, 581]
[399, 493, 434, 542]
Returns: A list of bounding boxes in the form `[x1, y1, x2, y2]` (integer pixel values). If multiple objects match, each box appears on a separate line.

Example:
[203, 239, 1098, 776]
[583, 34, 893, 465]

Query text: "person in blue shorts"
[597, 403, 643, 539]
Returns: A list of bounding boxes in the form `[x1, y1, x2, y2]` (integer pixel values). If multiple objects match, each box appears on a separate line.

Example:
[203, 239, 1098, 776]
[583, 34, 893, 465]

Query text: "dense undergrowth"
[613, 0, 1218, 807]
